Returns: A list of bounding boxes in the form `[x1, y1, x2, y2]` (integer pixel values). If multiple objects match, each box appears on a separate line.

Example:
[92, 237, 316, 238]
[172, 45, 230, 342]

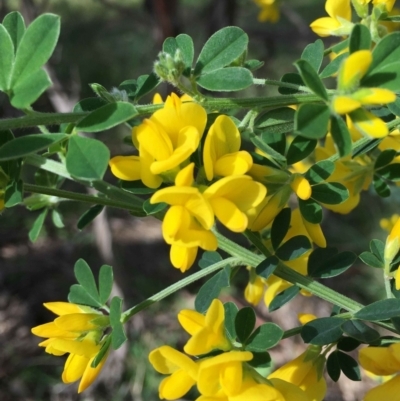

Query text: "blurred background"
[0, 0, 397, 400]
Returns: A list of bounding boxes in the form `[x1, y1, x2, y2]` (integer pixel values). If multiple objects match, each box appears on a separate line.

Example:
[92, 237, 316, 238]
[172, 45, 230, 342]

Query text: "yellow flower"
[380, 214, 400, 233]
[31, 302, 110, 393]
[203, 115, 253, 181]
[253, 0, 280, 23]
[358, 343, 400, 400]
[310, 0, 353, 37]
[290, 175, 312, 201]
[268, 350, 327, 401]
[150, 163, 217, 272]
[109, 93, 207, 188]
[332, 50, 396, 138]
[298, 313, 317, 325]
[197, 351, 253, 396]
[384, 217, 400, 267]
[373, 0, 397, 12]
[149, 345, 199, 400]
[204, 175, 267, 233]
[178, 298, 231, 355]
[244, 267, 266, 305]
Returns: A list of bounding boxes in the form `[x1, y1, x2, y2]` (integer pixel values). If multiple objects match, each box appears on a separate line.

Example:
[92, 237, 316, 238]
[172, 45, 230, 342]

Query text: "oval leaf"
[245, 323, 284, 352]
[0, 24, 14, 91]
[66, 136, 110, 181]
[235, 306, 256, 344]
[301, 317, 346, 345]
[195, 26, 248, 75]
[76, 102, 138, 132]
[275, 235, 311, 261]
[0, 133, 66, 161]
[197, 67, 253, 91]
[354, 298, 400, 321]
[295, 103, 330, 139]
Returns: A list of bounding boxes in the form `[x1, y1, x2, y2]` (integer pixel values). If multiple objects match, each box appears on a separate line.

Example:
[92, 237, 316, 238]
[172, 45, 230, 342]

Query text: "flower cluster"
[149, 299, 326, 401]
[110, 94, 266, 272]
[31, 302, 110, 393]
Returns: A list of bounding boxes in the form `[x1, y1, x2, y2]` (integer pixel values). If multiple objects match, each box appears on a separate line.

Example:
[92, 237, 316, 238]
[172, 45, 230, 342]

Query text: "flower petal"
[78, 350, 109, 393]
[62, 353, 88, 384]
[209, 197, 248, 232]
[170, 244, 198, 272]
[109, 156, 141, 181]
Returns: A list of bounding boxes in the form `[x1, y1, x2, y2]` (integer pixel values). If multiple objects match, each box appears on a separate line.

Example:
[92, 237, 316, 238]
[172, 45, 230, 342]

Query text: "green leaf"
[286, 136, 317, 165]
[359, 252, 384, 268]
[373, 174, 391, 197]
[0, 133, 66, 161]
[197, 67, 253, 91]
[51, 209, 64, 228]
[337, 351, 361, 381]
[377, 164, 400, 181]
[91, 336, 111, 368]
[349, 24, 371, 53]
[301, 39, 324, 72]
[337, 337, 361, 352]
[327, 351, 341, 382]
[195, 267, 230, 313]
[260, 132, 286, 156]
[110, 296, 127, 349]
[271, 208, 291, 250]
[295, 104, 330, 139]
[28, 208, 48, 242]
[11, 14, 60, 87]
[68, 284, 102, 308]
[194, 26, 248, 75]
[99, 264, 113, 305]
[5, 179, 23, 207]
[235, 306, 256, 344]
[66, 136, 110, 181]
[120, 180, 156, 195]
[375, 149, 397, 169]
[341, 320, 380, 343]
[362, 32, 400, 90]
[73, 97, 107, 113]
[76, 102, 138, 132]
[301, 317, 345, 345]
[245, 323, 284, 352]
[352, 138, 380, 158]
[247, 352, 272, 368]
[163, 34, 194, 74]
[0, 24, 14, 91]
[354, 298, 400, 321]
[295, 59, 328, 100]
[330, 115, 352, 157]
[255, 108, 295, 134]
[142, 199, 167, 215]
[371, 239, 385, 261]
[135, 73, 160, 100]
[305, 160, 335, 184]
[244, 59, 264, 71]
[224, 302, 238, 341]
[269, 285, 300, 312]
[74, 259, 99, 302]
[311, 182, 348, 204]
[255, 256, 279, 280]
[388, 95, 400, 116]
[77, 204, 104, 230]
[278, 73, 304, 95]
[3, 11, 25, 52]
[199, 251, 223, 269]
[275, 235, 311, 261]
[320, 52, 348, 79]
[308, 248, 357, 278]
[249, 132, 287, 165]
[10, 68, 52, 109]
[298, 198, 323, 224]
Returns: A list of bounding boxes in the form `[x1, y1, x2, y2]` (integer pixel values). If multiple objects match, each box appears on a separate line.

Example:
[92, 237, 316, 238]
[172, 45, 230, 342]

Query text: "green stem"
[253, 78, 312, 93]
[0, 94, 324, 131]
[216, 230, 364, 313]
[120, 256, 239, 323]
[384, 273, 394, 299]
[24, 183, 144, 215]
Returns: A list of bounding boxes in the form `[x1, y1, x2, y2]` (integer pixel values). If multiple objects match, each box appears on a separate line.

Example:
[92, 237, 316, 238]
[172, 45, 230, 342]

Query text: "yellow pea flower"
[363, 375, 400, 401]
[178, 298, 231, 356]
[298, 313, 317, 325]
[204, 175, 267, 233]
[150, 163, 217, 272]
[149, 345, 199, 400]
[269, 378, 313, 401]
[380, 214, 400, 233]
[310, 0, 353, 37]
[203, 115, 253, 181]
[244, 267, 266, 305]
[384, 216, 400, 266]
[109, 93, 207, 188]
[253, 0, 280, 23]
[197, 351, 253, 396]
[373, 0, 397, 12]
[290, 174, 312, 200]
[359, 344, 400, 376]
[31, 302, 110, 393]
[268, 350, 327, 401]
